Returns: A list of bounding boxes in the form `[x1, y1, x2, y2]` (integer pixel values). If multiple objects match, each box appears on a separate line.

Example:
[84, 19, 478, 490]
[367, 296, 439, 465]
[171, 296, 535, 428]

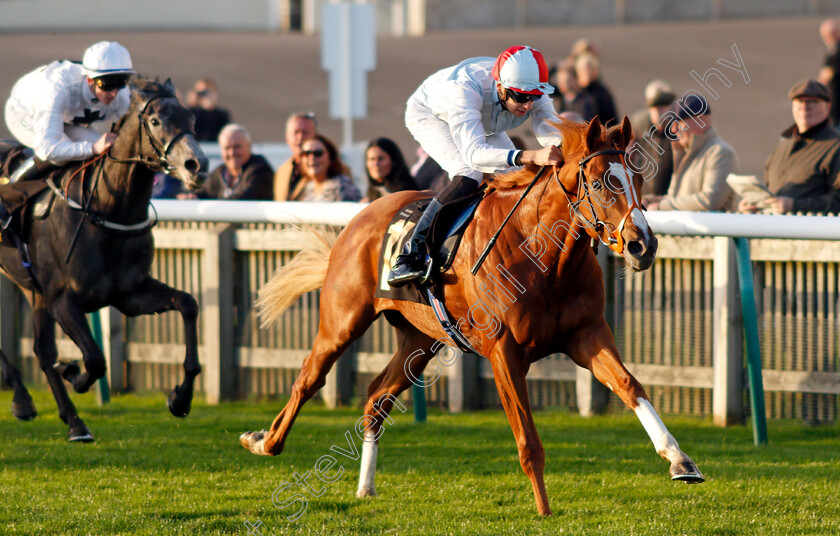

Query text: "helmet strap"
[496, 83, 510, 111]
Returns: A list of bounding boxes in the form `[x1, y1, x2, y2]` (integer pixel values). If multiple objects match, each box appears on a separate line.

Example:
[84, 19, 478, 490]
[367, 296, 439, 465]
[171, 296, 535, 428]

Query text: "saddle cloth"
[374, 190, 483, 304]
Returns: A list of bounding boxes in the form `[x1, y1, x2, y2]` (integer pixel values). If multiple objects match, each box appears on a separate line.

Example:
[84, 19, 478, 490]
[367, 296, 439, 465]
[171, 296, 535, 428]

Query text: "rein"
[555, 147, 641, 254]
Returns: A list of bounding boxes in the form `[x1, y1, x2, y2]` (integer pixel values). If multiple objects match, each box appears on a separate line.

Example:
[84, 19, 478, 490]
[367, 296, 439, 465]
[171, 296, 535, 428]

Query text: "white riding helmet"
[82, 41, 135, 78]
[492, 45, 554, 95]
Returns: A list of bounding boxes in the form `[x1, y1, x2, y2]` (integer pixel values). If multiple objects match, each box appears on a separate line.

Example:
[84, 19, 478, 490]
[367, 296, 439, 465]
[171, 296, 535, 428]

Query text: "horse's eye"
[591, 180, 603, 191]
[149, 118, 161, 127]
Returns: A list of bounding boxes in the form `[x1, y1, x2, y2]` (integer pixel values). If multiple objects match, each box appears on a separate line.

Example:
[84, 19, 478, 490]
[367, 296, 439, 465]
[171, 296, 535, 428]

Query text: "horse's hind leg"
[31, 302, 94, 441]
[240, 300, 378, 456]
[0, 348, 37, 421]
[356, 319, 436, 498]
[112, 277, 200, 417]
[565, 319, 704, 483]
[49, 294, 107, 394]
[488, 338, 552, 516]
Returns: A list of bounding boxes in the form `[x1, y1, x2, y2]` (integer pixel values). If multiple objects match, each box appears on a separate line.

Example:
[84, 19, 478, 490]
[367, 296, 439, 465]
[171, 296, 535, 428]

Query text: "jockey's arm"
[33, 90, 96, 165]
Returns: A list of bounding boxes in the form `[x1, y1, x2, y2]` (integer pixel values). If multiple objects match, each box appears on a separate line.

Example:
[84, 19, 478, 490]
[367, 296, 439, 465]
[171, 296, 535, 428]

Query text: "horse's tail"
[256, 225, 338, 328]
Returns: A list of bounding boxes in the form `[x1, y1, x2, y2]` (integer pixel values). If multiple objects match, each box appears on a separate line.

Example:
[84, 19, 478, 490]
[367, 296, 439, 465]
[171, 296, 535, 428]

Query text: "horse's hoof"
[167, 386, 192, 418]
[11, 398, 37, 421]
[54, 361, 81, 382]
[68, 423, 95, 443]
[670, 461, 705, 483]
[240, 430, 270, 456]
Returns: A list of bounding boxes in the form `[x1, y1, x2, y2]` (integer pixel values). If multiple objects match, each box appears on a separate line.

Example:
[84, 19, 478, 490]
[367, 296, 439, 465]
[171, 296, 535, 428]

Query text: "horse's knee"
[176, 293, 199, 319]
[84, 357, 106, 379]
[517, 443, 546, 473]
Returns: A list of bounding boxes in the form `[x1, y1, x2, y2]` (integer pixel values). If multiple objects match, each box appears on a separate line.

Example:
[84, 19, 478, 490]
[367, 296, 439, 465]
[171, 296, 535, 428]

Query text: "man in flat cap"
[740, 79, 840, 214]
[629, 79, 677, 196]
[646, 93, 739, 212]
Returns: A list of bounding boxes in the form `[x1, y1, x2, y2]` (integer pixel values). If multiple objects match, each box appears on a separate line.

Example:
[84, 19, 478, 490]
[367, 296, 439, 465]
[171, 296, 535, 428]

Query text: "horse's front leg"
[113, 277, 200, 417]
[50, 293, 108, 395]
[488, 339, 552, 516]
[564, 319, 704, 483]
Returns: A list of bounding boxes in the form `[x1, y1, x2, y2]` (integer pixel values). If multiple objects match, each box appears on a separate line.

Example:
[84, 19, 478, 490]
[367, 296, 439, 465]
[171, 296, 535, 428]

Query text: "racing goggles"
[94, 74, 131, 92]
[506, 88, 541, 104]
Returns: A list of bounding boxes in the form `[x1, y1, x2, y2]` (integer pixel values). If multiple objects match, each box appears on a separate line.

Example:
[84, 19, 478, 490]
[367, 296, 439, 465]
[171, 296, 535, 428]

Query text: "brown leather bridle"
[555, 147, 642, 254]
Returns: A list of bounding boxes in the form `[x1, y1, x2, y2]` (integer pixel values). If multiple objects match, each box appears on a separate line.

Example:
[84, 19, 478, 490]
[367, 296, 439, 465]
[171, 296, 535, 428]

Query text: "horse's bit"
[555, 148, 642, 255]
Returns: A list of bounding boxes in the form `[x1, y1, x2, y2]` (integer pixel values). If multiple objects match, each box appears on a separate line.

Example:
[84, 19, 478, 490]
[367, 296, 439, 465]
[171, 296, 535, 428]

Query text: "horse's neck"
[495, 179, 588, 271]
[94, 131, 154, 220]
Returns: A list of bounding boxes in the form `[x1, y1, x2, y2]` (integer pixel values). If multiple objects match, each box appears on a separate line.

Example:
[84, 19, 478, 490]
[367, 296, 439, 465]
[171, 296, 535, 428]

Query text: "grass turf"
[0, 388, 838, 535]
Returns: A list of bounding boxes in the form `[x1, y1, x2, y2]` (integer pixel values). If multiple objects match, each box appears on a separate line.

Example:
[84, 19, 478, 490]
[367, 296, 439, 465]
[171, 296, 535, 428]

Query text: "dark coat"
[765, 121, 840, 214]
[196, 153, 274, 200]
[580, 79, 618, 127]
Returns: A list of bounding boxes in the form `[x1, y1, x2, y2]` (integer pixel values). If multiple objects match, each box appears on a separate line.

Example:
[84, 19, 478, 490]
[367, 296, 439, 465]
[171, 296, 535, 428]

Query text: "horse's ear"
[616, 115, 633, 149]
[163, 78, 175, 92]
[585, 116, 602, 152]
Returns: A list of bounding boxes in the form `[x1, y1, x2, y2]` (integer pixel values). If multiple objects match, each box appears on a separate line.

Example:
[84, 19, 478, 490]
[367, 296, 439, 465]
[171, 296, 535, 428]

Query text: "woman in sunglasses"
[4, 41, 134, 183]
[290, 134, 362, 203]
[388, 45, 565, 287]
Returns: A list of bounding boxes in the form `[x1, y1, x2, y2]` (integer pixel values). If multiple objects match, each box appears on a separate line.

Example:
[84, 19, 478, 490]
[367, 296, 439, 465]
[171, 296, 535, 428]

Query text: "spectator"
[629, 80, 677, 196]
[152, 172, 184, 199]
[274, 111, 317, 201]
[186, 78, 231, 142]
[739, 79, 840, 215]
[290, 134, 361, 202]
[646, 94, 738, 212]
[553, 62, 596, 121]
[181, 123, 273, 200]
[410, 146, 447, 192]
[570, 38, 600, 60]
[575, 53, 618, 126]
[819, 19, 840, 124]
[363, 137, 417, 202]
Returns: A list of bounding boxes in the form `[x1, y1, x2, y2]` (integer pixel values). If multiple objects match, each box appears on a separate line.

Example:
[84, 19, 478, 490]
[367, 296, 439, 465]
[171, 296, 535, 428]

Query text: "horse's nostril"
[627, 240, 645, 257]
[184, 159, 200, 174]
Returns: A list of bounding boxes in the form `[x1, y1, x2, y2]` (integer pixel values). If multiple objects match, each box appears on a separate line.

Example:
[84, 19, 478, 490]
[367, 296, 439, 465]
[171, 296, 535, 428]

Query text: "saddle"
[0, 141, 53, 244]
[375, 187, 484, 304]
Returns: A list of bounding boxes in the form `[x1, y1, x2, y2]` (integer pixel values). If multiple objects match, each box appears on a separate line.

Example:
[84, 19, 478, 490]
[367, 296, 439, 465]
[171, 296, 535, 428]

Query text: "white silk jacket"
[5, 61, 130, 164]
[407, 56, 562, 174]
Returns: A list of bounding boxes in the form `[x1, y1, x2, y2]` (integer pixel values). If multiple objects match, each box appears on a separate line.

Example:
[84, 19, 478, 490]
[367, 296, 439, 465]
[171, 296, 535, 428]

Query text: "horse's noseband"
[555, 148, 641, 255]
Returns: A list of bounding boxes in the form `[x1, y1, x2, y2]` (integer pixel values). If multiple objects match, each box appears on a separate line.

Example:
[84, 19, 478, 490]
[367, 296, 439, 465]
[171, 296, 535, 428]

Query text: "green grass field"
[1, 388, 838, 536]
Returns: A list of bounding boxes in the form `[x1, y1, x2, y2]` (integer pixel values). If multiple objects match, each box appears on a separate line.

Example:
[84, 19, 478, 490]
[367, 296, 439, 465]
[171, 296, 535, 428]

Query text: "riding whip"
[470, 164, 550, 275]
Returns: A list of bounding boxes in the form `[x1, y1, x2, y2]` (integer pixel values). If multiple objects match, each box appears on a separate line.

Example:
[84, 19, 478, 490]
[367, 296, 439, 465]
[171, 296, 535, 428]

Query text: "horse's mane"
[486, 118, 619, 190]
[130, 76, 177, 100]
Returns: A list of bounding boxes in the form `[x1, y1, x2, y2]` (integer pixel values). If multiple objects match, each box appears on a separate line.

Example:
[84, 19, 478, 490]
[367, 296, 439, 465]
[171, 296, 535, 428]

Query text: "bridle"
[554, 147, 642, 254]
[106, 93, 196, 175]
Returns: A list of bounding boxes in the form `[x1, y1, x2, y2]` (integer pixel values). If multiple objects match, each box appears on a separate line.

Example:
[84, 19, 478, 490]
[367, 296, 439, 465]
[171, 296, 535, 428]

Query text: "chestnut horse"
[241, 117, 704, 516]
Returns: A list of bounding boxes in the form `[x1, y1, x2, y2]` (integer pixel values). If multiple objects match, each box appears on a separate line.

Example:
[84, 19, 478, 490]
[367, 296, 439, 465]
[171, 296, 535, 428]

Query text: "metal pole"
[733, 237, 767, 445]
[88, 310, 110, 405]
[412, 380, 426, 423]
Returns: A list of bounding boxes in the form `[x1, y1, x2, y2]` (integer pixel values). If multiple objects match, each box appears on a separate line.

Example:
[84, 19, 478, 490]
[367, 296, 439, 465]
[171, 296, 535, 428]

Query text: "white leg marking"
[356, 431, 378, 497]
[634, 397, 682, 462]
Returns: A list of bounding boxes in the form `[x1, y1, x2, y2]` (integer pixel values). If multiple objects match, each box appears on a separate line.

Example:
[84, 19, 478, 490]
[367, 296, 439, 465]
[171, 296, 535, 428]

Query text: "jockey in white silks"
[388, 45, 565, 287]
[4, 41, 135, 183]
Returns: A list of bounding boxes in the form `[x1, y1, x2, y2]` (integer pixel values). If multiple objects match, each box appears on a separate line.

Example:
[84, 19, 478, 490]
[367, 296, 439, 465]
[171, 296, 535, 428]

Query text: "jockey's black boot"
[387, 174, 480, 287]
[8, 156, 51, 184]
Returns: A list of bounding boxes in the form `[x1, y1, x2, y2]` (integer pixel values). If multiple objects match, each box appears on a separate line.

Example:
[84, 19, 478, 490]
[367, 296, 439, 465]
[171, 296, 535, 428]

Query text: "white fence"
[3, 204, 838, 425]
